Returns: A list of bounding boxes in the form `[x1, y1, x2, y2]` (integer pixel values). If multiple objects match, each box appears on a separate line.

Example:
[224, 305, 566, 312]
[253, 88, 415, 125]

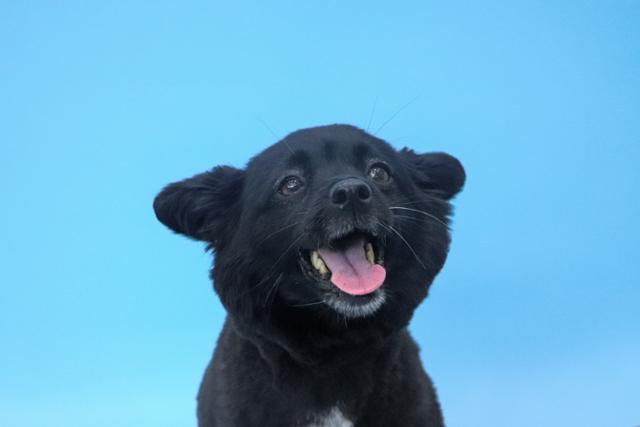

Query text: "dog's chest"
[303, 407, 353, 427]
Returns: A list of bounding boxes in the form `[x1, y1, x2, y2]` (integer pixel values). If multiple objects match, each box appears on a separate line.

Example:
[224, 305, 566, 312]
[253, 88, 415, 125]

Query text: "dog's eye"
[279, 176, 304, 195]
[368, 163, 391, 183]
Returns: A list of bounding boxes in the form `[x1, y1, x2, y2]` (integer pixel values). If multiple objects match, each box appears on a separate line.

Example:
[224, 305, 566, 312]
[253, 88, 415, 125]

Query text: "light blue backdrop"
[1, 1, 638, 426]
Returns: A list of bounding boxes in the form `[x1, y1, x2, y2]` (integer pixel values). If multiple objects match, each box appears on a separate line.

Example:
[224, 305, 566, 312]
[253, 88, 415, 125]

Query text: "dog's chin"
[323, 288, 386, 318]
[297, 230, 387, 319]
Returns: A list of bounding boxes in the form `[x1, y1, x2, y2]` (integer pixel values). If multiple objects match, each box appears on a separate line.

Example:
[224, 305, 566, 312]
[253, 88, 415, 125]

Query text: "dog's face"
[154, 125, 464, 330]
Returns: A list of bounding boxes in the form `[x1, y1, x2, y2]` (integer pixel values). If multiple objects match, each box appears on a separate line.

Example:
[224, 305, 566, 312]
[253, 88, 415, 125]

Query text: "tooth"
[311, 251, 321, 268]
[365, 243, 375, 264]
[311, 251, 329, 274]
[318, 262, 328, 275]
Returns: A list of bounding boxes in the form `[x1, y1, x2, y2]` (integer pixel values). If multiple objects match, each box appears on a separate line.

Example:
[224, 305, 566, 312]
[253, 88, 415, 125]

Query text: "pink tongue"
[318, 238, 386, 296]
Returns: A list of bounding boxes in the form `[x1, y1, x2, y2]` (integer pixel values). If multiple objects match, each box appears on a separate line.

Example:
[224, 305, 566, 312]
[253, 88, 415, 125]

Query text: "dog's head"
[154, 125, 464, 331]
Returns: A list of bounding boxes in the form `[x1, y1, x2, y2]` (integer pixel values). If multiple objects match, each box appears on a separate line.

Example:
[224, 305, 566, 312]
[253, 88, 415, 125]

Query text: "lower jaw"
[297, 255, 387, 318]
[323, 288, 386, 318]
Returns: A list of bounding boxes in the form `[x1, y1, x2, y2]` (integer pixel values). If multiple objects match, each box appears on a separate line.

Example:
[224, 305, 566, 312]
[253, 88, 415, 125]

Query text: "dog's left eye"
[368, 163, 391, 183]
[279, 176, 304, 195]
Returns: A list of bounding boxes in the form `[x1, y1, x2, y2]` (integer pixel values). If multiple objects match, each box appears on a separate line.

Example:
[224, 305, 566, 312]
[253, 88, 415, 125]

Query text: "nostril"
[332, 188, 348, 206]
[330, 178, 372, 207]
[357, 184, 371, 201]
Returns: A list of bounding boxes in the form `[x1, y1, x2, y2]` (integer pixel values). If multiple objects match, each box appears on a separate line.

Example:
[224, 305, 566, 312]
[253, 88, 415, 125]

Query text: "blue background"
[1, 1, 639, 426]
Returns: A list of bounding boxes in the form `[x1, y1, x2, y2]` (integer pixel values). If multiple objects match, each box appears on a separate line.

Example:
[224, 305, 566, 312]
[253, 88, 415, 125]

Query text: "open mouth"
[299, 231, 386, 296]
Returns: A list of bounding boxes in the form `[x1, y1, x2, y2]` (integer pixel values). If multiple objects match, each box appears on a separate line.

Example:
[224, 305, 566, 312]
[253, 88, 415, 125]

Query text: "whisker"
[244, 234, 304, 295]
[396, 199, 428, 206]
[366, 96, 379, 131]
[374, 95, 419, 135]
[377, 221, 428, 270]
[254, 222, 301, 248]
[289, 300, 325, 308]
[255, 115, 279, 140]
[388, 206, 448, 228]
[390, 215, 449, 248]
[263, 273, 283, 307]
[390, 214, 433, 224]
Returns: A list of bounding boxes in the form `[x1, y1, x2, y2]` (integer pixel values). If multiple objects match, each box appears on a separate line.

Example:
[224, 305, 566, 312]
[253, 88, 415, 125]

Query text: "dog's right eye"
[279, 176, 304, 195]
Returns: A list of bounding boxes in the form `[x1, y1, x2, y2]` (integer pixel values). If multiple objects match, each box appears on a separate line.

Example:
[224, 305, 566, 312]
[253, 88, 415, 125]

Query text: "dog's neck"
[229, 309, 405, 369]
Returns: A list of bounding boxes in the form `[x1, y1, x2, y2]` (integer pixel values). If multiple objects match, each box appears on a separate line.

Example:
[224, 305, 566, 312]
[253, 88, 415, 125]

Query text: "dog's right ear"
[153, 166, 244, 245]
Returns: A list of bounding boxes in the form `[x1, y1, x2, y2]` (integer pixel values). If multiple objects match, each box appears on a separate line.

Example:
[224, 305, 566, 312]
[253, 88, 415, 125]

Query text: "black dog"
[153, 124, 465, 426]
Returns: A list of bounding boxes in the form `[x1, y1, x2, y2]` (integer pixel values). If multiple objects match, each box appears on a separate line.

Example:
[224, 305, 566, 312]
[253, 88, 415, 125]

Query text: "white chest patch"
[305, 407, 353, 427]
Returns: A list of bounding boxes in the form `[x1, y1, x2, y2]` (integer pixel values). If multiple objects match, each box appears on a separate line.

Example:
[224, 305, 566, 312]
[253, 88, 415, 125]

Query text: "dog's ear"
[153, 166, 244, 244]
[399, 149, 465, 200]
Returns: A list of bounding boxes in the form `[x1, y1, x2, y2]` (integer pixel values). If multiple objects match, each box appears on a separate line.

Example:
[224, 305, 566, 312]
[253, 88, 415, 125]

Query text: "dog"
[153, 124, 465, 426]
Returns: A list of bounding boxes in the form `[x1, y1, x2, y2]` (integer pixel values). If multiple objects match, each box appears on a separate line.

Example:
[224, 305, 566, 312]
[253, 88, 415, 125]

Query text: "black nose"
[330, 178, 372, 208]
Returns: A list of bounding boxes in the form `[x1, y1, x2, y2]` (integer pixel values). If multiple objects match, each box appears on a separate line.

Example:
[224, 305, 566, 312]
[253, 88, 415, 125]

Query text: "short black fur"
[154, 124, 465, 426]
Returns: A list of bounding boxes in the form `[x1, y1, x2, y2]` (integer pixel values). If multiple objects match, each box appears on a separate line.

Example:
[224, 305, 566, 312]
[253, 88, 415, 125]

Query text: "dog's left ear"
[399, 149, 466, 200]
[153, 166, 244, 245]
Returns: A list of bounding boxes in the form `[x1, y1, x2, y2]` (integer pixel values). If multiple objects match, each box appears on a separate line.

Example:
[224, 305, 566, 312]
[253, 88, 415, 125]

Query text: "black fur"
[154, 124, 465, 426]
